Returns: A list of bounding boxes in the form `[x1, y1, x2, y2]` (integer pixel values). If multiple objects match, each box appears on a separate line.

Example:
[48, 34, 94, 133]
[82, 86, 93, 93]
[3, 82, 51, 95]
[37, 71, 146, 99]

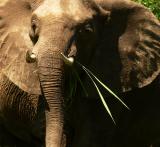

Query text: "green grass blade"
[83, 67, 116, 124]
[69, 80, 74, 98]
[73, 68, 88, 97]
[69, 71, 77, 97]
[82, 66, 130, 110]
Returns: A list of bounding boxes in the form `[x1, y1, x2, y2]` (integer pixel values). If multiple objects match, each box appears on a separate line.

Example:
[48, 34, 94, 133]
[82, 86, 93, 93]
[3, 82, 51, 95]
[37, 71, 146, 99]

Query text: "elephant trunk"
[30, 22, 74, 146]
[38, 50, 64, 147]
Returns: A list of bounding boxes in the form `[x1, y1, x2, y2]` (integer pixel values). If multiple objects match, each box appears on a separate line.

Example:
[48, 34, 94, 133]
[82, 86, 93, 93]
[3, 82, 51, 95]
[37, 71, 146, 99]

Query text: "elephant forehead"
[0, 0, 9, 6]
[34, 0, 89, 21]
[34, 0, 62, 17]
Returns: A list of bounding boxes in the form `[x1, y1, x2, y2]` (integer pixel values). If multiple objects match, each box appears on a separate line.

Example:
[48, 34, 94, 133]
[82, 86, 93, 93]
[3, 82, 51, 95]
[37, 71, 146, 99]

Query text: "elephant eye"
[76, 21, 96, 44]
[29, 15, 39, 45]
[78, 22, 94, 35]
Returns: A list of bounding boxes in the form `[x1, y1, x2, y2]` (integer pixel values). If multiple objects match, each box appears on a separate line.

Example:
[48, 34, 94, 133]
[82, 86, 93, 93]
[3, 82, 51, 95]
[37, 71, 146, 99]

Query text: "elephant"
[0, 0, 160, 147]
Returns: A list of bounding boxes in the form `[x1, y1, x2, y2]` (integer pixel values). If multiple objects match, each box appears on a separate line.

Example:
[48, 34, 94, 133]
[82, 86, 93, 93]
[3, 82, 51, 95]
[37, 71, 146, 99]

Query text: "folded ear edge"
[94, 0, 160, 92]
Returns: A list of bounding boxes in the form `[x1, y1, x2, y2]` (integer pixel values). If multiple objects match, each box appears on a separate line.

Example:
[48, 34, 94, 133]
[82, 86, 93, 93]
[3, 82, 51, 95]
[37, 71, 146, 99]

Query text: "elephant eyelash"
[77, 21, 94, 34]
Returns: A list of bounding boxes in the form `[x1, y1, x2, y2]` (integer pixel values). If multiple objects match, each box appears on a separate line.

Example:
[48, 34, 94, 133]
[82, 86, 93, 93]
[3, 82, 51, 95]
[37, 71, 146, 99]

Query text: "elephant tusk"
[61, 53, 74, 66]
[26, 50, 37, 63]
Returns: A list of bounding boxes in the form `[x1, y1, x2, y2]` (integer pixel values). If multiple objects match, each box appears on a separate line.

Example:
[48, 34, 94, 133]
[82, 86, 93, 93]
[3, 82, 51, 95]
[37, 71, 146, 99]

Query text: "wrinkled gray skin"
[0, 0, 160, 147]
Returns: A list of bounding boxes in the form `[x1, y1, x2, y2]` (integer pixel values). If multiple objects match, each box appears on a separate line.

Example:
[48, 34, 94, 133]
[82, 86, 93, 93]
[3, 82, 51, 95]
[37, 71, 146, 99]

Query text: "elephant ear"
[95, 0, 160, 92]
[0, 0, 41, 94]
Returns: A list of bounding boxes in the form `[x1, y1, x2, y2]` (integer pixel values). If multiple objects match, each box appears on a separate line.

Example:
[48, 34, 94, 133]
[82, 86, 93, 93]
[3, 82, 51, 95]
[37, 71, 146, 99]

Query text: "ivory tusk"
[26, 50, 37, 63]
[61, 53, 74, 66]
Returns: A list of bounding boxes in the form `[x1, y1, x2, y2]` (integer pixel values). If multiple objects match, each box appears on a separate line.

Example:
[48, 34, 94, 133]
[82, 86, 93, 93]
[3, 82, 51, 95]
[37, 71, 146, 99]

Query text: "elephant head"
[0, 0, 160, 146]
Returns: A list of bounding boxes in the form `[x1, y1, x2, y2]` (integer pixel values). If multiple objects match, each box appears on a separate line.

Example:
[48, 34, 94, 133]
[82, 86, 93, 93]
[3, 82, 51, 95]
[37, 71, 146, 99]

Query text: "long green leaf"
[69, 71, 77, 97]
[83, 67, 116, 124]
[73, 68, 88, 97]
[82, 65, 130, 110]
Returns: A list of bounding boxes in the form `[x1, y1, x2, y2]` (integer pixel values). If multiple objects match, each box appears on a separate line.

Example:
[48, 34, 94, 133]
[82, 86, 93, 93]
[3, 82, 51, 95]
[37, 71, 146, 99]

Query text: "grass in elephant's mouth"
[75, 61, 130, 124]
[61, 53, 129, 124]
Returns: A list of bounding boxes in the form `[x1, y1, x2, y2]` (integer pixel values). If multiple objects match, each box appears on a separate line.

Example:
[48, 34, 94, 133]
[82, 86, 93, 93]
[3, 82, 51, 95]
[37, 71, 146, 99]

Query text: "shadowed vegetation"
[134, 0, 160, 19]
